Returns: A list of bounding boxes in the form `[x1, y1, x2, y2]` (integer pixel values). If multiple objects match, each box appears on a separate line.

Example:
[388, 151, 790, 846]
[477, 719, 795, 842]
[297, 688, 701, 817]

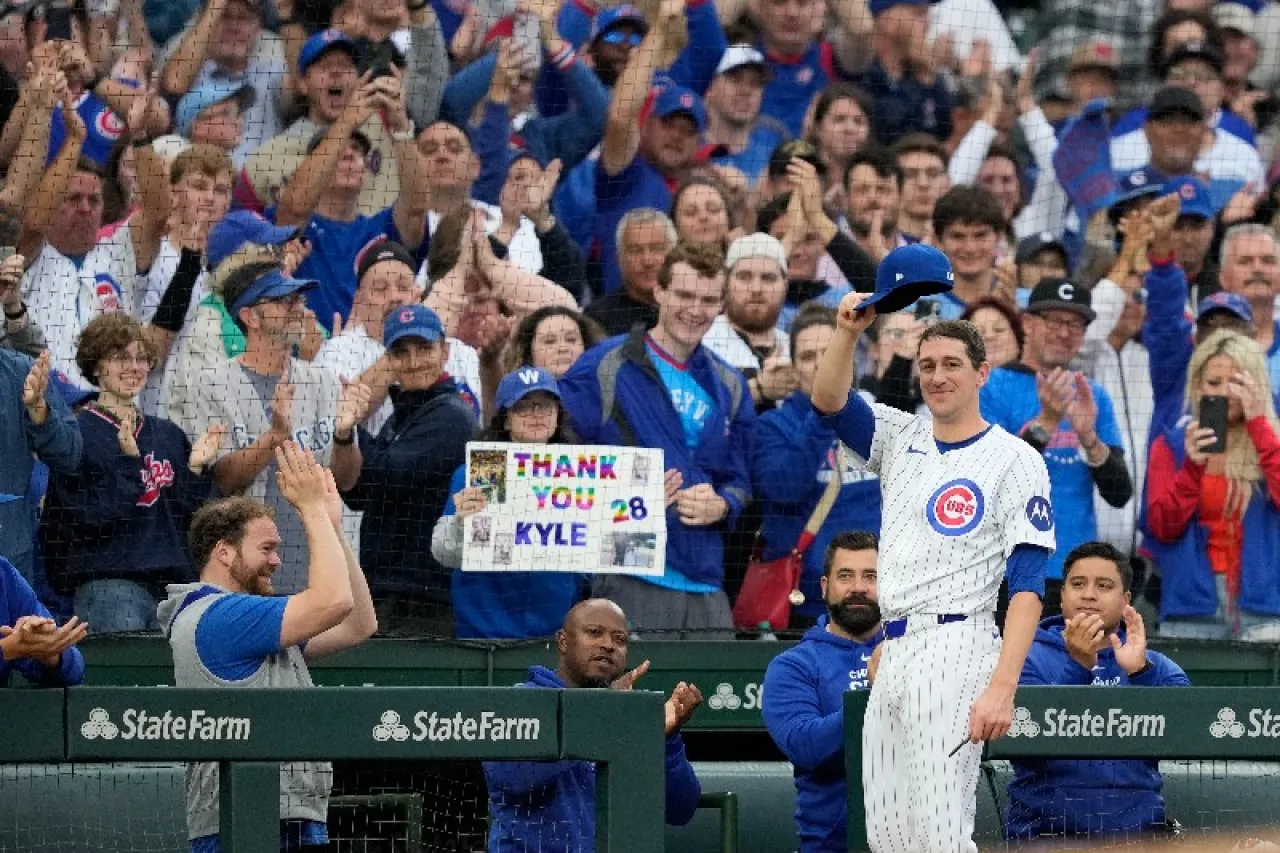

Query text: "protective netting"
[0, 760, 559, 853]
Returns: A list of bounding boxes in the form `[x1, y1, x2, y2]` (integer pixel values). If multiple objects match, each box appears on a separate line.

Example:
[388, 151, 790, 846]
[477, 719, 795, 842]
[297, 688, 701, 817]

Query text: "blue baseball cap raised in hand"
[860, 243, 955, 315]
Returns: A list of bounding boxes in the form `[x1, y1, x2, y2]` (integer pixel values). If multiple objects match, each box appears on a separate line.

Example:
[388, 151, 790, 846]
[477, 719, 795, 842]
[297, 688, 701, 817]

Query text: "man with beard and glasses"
[158, 442, 377, 853]
[704, 233, 795, 413]
[762, 530, 883, 853]
[1006, 542, 1188, 843]
[183, 263, 370, 596]
[483, 598, 702, 852]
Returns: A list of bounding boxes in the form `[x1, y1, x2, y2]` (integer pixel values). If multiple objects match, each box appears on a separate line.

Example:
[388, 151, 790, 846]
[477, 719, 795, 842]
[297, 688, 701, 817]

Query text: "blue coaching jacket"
[559, 329, 754, 587]
[1006, 616, 1189, 841]
[482, 666, 700, 853]
[0, 556, 84, 687]
[752, 393, 881, 618]
[761, 616, 881, 853]
[1144, 422, 1280, 618]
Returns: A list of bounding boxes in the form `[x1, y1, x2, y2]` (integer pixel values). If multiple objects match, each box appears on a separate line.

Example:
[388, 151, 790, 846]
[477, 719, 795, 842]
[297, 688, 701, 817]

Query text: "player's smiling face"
[1062, 557, 1130, 632]
[228, 517, 282, 596]
[916, 336, 988, 422]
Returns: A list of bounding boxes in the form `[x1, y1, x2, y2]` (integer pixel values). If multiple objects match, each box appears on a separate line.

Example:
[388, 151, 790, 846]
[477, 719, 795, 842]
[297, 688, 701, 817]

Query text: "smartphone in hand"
[1199, 395, 1229, 455]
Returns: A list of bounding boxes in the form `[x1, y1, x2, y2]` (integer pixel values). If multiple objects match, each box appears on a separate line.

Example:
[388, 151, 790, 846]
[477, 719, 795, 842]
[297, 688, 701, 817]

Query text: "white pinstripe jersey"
[853, 404, 1055, 619]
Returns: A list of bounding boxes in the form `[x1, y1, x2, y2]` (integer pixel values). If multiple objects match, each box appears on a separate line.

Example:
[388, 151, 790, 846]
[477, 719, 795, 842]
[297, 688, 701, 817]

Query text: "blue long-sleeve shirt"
[442, 49, 610, 176]
[0, 349, 82, 576]
[762, 616, 880, 852]
[1007, 615, 1189, 841]
[483, 665, 700, 852]
[0, 555, 84, 687]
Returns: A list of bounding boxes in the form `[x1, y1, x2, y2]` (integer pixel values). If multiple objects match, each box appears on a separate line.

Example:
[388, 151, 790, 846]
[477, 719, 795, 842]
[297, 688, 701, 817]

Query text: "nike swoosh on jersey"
[907, 447, 927, 455]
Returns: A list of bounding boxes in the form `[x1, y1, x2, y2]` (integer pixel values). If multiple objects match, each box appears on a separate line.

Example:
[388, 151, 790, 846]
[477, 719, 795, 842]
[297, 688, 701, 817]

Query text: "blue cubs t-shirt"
[265, 205, 402, 333]
[643, 336, 719, 594]
[646, 336, 714, 451]
[979, 365, 1124, 580]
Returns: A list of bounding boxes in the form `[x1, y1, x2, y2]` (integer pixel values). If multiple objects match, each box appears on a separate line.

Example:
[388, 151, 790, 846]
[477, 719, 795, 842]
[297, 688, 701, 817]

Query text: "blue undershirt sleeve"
[814, 394, 875, 460]
[1006, 544, 1049, 599]
[194, 595, 288, 682]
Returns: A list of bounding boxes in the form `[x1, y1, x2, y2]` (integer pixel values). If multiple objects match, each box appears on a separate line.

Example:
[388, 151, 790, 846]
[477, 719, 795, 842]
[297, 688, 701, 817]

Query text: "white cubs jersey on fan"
[852, 403, 1055, 618]
[21, 224, 137, 387]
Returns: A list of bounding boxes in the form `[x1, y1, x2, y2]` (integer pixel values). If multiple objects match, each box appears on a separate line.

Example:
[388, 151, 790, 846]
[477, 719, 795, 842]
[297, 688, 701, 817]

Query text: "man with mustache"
[762, 530, 883, 853]
[483, 598, 702, 852]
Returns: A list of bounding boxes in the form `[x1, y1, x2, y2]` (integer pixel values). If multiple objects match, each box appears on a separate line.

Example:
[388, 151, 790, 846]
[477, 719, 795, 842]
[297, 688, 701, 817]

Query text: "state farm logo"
[1209, 707, 1280, 738]
[80, 708, 250, 741]
[1007, 707, 1040, 738]
[137, 452, 175, 507]
[372, 709, 541, 742]
[707, 684, 741, 711]
[1211, 708, 1246, 739]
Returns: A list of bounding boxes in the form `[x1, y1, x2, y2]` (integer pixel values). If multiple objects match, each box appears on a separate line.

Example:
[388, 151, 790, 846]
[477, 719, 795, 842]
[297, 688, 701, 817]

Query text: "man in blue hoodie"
[0, 555, 86, 687]
[483, 598, 702, 852]
[762, 531, 883, 853]
[1007, 541, 1190, 842]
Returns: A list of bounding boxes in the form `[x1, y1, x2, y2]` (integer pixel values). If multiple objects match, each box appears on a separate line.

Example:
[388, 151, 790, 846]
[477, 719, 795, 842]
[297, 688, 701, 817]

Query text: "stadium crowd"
[4, 0, 1280, 848]
[2, 0, 1280, 646]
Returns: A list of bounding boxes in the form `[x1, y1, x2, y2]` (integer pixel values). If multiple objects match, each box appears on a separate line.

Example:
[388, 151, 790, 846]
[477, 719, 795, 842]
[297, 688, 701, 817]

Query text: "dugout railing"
[843, 686, 1280, 851]
[0, 687, 666, 853]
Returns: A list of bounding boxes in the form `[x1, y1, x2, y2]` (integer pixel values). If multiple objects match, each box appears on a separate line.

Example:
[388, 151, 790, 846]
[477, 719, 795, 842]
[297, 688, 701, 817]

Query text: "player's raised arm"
[811, 291, 876, 416]
[276, 443, 356, 650]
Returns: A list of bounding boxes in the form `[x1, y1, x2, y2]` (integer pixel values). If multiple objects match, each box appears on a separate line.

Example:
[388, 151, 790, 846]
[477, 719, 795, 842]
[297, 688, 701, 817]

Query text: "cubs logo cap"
[1026, 276, 1097, 324]
[495, 366, 563, 412]
[1107, 166, 1165, 224]
[860, 243, 955, 315]
[1164, 175, 1214, 221]
[298, 29, 361, 75]
[1196, 291, 1253, 324]
[384, 304, 445, 349]
[650, 85, 707, 132]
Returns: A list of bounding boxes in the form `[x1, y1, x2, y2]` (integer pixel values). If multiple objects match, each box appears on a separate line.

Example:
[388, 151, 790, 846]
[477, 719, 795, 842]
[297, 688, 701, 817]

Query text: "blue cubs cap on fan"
[495, 366, 563, 412]
[1108, 166, 1164, 223]
[175, 79, 256, 137]
[1197, 292, 1253, 324]
[1166, 175, 1215, 221]
[384, 304, 445, 349]
[207, 210, 300, 269]
[869, 0, 940, 16]
[590, 5, 647, 42]
[650, 85, 707, 132]
[298, 29, 360, 74]
[228, 269, 319, 316]
[861, 244, 954, 314]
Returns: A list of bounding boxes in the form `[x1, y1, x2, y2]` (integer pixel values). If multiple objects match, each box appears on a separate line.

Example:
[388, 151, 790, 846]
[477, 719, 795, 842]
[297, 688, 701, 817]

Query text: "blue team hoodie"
[483, 666, 700, 853]
[0, 556, 84, 687]
[1006, 616, 1190, 841]
[761, 615, 881, 853]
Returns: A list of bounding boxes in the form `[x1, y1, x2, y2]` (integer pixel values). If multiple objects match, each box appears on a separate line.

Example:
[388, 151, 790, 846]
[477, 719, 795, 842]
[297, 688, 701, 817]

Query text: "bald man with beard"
[482, 599, 703, 853]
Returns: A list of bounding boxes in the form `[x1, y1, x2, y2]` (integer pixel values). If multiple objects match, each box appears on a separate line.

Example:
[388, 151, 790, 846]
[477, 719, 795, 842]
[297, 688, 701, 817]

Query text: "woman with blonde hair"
[1146, 330, 1280, 641]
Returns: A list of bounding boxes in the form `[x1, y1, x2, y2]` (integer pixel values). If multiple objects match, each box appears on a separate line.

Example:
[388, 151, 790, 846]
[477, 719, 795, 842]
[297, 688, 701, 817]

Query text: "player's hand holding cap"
[859, 244, 955, 315]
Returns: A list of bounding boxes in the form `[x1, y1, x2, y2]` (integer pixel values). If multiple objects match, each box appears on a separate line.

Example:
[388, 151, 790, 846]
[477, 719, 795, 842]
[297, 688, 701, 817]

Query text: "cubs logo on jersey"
[926, 478, 985, 536]
[137, 452, 176, 507]
[93, 274, 123, 312]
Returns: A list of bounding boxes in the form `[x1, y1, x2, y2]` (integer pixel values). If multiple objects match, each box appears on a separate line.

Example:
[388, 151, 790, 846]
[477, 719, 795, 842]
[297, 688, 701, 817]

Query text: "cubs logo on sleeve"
[926, 478, 985, 536]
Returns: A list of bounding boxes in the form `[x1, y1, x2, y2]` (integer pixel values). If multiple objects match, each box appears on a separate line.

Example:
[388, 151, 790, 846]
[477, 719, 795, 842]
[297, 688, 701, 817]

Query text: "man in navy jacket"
[560, 242, 754, 638]
[483, 598, 702, 853]
[0, 555, 86, 687]
[761, 531, 883, 853]
[1007, 541, 1190, 842]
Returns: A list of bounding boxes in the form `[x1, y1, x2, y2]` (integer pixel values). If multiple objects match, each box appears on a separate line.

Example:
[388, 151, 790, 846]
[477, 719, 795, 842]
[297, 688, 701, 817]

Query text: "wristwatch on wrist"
[1021, 423, 1051, 453]
[1129, 658, 1152, 678]
[3, 301, 26, 320]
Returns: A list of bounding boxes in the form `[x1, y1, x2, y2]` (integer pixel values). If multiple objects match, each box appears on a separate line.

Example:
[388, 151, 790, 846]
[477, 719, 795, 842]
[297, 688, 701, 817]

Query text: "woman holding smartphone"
[1146, 330, 1280, 641]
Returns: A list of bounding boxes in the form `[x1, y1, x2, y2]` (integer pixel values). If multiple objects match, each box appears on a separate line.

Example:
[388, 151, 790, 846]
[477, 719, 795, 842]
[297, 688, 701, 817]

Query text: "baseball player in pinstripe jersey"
[809, 245, 1056, 853]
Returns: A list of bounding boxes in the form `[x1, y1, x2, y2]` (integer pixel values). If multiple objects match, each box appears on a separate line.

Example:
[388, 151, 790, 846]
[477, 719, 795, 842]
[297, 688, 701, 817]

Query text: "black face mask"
[827, 592, 881, 637]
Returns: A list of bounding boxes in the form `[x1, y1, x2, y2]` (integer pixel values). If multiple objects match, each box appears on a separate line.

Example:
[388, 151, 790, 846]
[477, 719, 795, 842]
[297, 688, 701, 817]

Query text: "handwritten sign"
[461, 443, 667, 575]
